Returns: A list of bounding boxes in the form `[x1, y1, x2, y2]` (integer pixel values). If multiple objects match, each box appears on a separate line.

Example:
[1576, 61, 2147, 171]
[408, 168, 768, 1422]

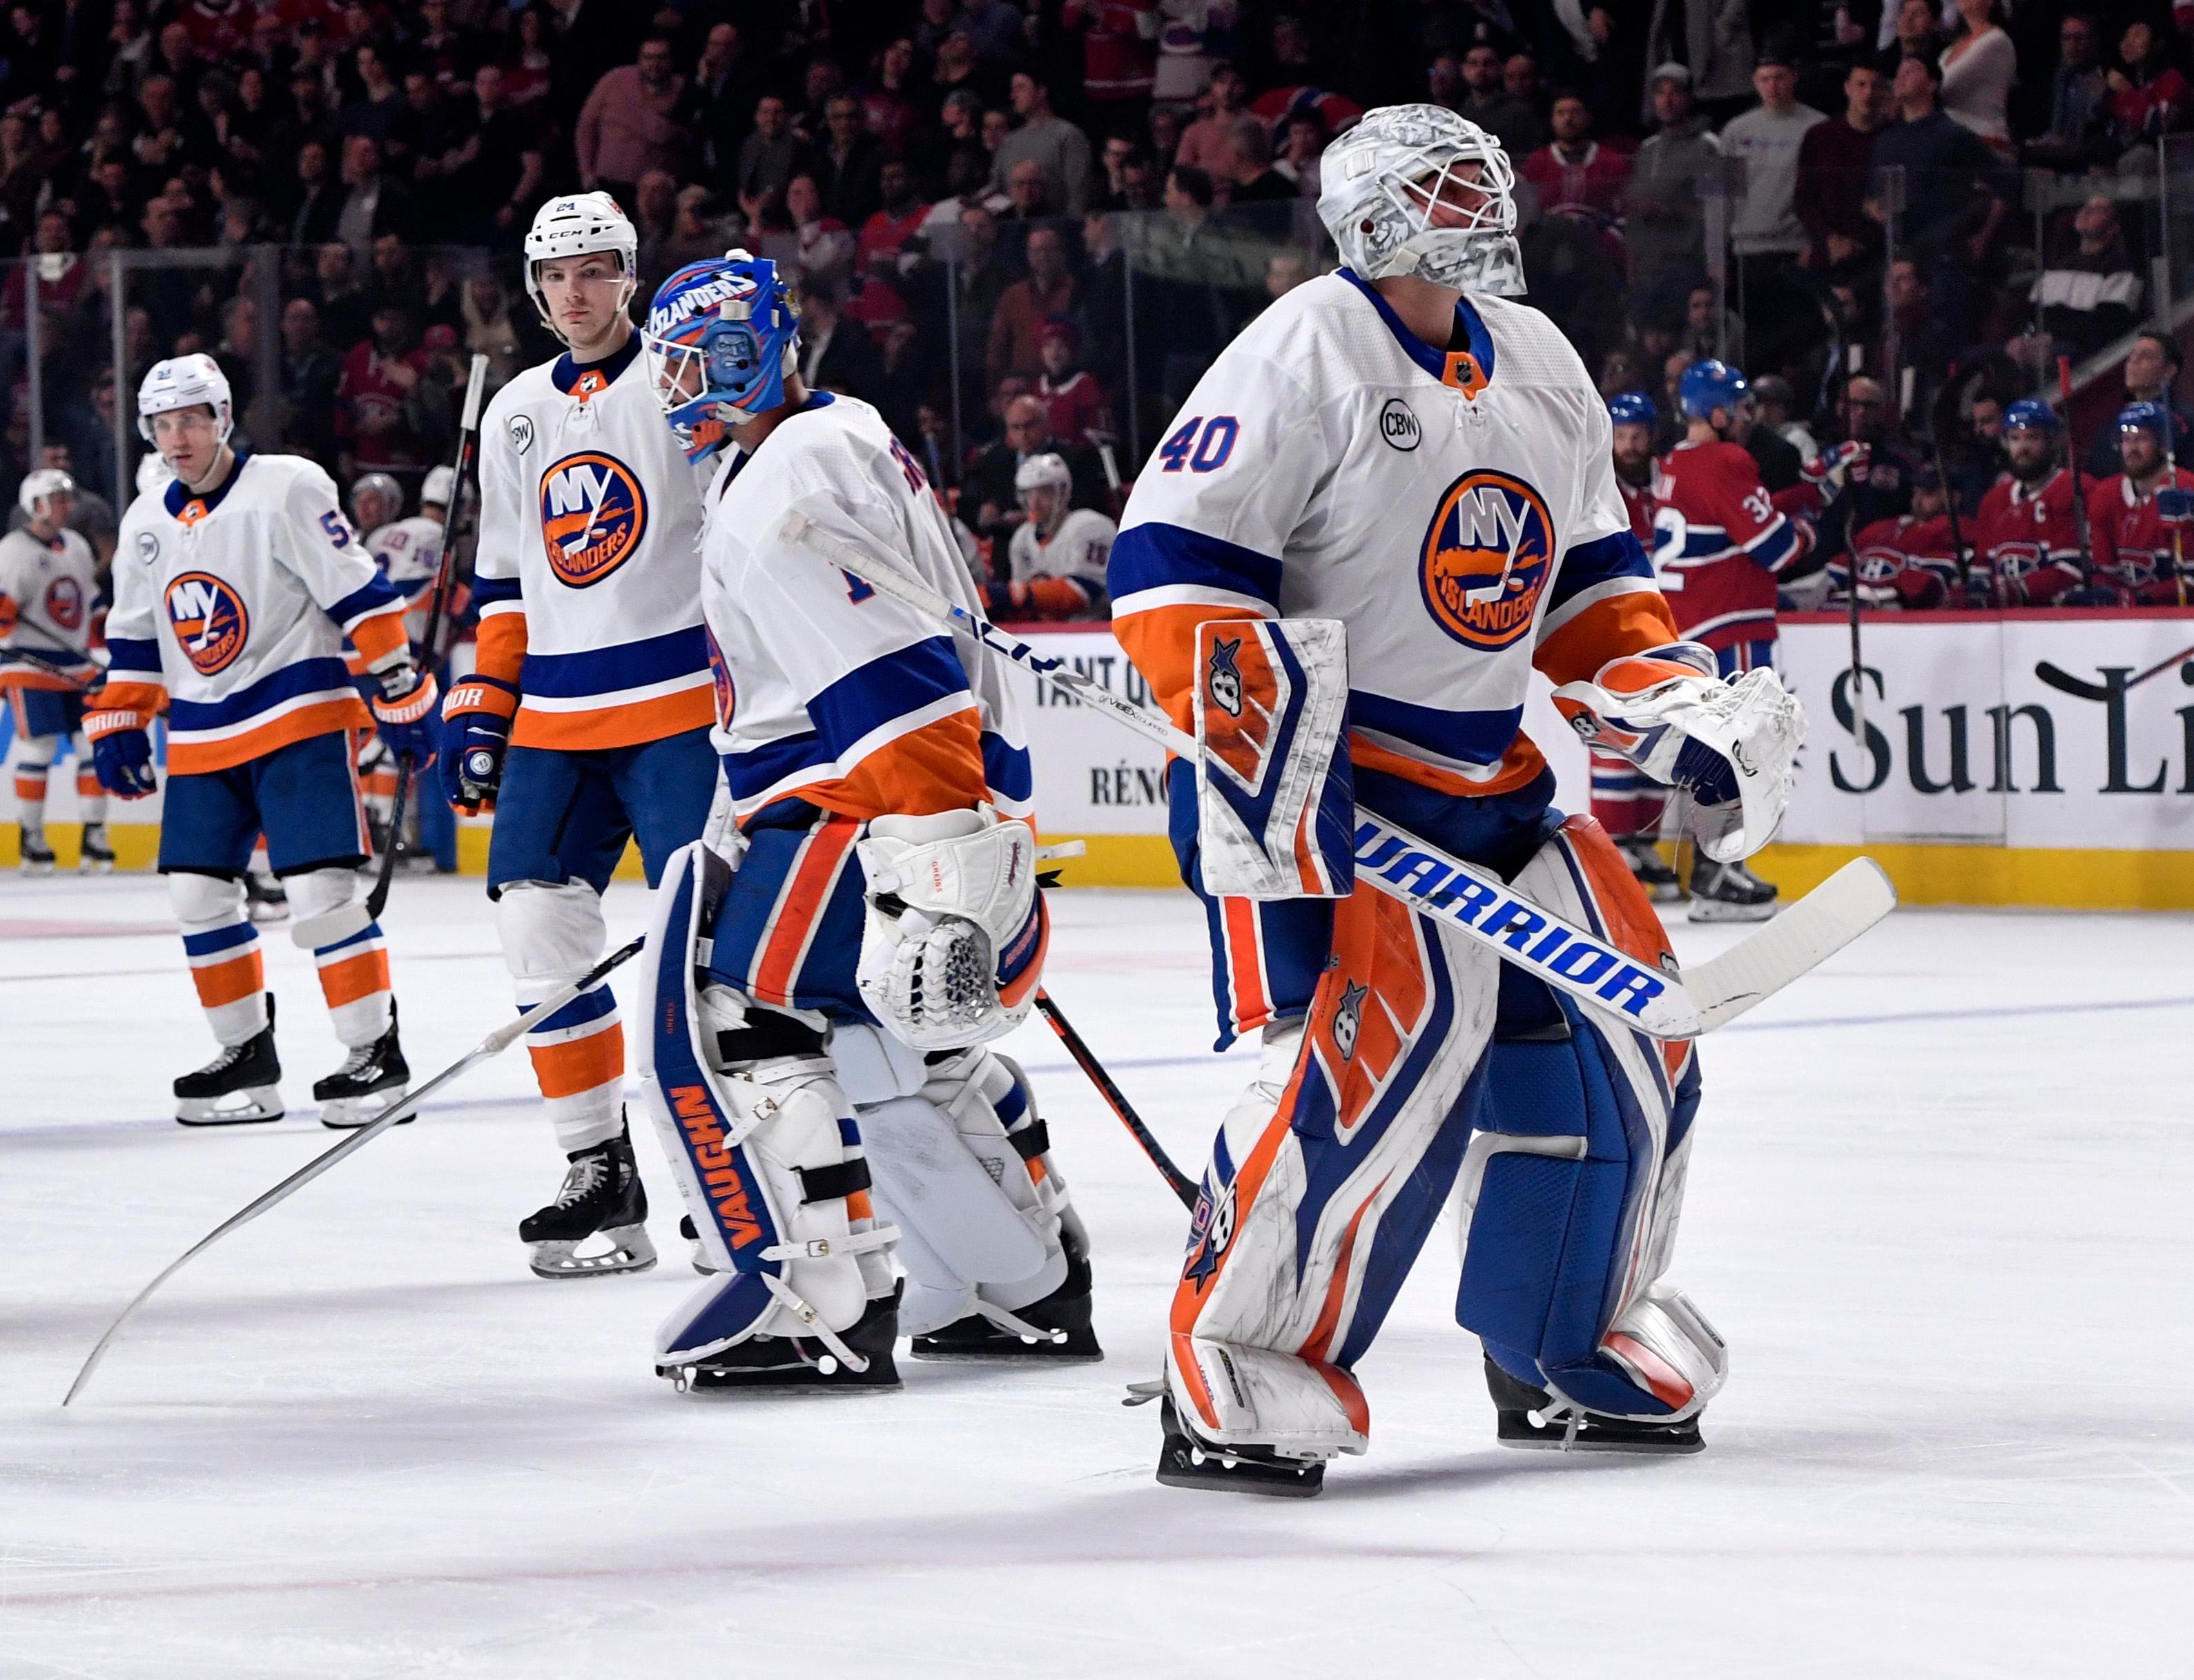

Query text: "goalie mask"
[643, 251, 801, 461]
[1317, 104, 1524, 297]
[1013, 452, 1073, 539]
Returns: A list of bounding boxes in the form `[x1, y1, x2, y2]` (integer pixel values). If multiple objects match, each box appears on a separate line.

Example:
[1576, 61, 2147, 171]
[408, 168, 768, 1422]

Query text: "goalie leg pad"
[1455, 817, 1723, 1424]
[639, 843, 896, 1368]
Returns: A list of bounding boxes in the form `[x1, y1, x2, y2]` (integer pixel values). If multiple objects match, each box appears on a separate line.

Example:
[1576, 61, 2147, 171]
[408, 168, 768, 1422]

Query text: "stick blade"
[1689, 857, 1896, 1031]
[290, 901, 373, 951]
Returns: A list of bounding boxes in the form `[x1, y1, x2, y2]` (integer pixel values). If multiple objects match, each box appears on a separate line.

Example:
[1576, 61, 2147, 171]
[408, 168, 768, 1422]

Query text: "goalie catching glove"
[855, 805, 1051, 1049]
[1553, 642, 1804, 862]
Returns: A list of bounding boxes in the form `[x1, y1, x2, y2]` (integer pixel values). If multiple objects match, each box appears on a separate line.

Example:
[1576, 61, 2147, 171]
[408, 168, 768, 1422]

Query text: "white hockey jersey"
[365, 513, 447, 643]
[97, 450, 407, 773]
[699, 393, 1032, 824]
[1006, 506, 1114, 616]
[1112, 270, 1676, 800]
[473, 335, 712, 750]
[0, 525, 101, 694]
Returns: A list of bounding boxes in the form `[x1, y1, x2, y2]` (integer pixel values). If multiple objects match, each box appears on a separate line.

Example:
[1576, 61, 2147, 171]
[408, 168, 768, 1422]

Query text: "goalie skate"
[657, 1283, 903, 1396]
[1484, 1356, 1706, 1454]
[910, 1234, 1102, 1361]
[174, 997, 284, 1126]
[1152, 1394, 1327, 1498]
[518, 1124, 658, 1278]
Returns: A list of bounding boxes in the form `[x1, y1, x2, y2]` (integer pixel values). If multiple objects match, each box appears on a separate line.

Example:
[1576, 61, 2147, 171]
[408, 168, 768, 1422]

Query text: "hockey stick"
[293, 354, 491, 951]
[61, 932, 645, 1406]
[1033, 989, 1197, 1209]
[1, 645, 98, 694]
[777, 512, 1896, 1041]
[2060, 357, 2097, 596]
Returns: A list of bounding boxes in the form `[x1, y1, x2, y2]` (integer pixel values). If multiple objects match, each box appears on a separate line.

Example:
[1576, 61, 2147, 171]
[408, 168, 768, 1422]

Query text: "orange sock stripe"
[76, 772, 101, 798]
[192, 950, 264, 1009]
[13, 774, 46, 801]
[528, 1021, 625, 1100]
[317, 948, 392, 1010]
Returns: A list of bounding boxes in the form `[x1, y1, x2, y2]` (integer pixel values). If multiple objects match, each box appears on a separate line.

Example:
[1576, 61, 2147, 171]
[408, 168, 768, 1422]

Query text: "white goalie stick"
[777, 511, 1894, 1042]
[61, 935, 646, 1406]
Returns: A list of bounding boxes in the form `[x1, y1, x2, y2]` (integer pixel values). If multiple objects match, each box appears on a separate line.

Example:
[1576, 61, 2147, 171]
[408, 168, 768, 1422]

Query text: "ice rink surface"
[2, 873, 2189, 1679]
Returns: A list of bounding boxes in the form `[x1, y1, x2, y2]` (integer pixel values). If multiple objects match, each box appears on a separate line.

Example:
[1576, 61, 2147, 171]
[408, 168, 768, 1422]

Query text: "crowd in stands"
[5, 0, 2194, 615]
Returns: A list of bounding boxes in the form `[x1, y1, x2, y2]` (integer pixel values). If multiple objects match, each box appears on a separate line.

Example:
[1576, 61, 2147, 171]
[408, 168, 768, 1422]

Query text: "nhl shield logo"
[1205, 635, 1244, 717]
[164, 571, 250, 675]
[1332, 978, 1369, 1062]
[539, 451, 650, 588]
[1419, 469, 1555, 652]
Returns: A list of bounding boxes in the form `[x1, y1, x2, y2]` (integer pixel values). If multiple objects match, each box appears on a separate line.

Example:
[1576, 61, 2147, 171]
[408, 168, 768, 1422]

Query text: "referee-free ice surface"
[1, 875, 2186, 1679]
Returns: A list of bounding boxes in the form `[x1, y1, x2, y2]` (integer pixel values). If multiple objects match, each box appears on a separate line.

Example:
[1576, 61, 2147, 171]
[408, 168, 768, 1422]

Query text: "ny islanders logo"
[539, 451, 649, 587]
[1419, 469, 1555, 652]
[44, 576, 86, 632]
[164, 572, 249, 674]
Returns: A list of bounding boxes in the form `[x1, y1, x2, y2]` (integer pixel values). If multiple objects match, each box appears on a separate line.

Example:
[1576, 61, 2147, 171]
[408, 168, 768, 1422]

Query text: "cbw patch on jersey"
[539, 452, 649, 587]
[164, 571, 251, 674]
[1419, 469, 1555, 651]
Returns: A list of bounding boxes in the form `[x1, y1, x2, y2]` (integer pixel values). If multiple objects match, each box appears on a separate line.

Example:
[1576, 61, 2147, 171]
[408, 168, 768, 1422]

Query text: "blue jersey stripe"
[722, 731, 833, 802]
[1349, 690, 1522, 767]
[106, 636, 162, 675]
[473, 575, 524, 608]
[520, 625, 711, 699]
[1547, 529, 1653, 614]
[167, 656, 356, 732]
[981, 732, 1034, 803]
[1109, 521, 1283, 609]
[806, 636, 970, 761]
[326, 575, 405, 631]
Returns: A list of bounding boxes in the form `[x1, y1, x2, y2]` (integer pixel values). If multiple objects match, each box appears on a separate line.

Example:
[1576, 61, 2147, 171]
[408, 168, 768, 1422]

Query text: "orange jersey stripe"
[1534, 590, 1682, 689]
[1115, 600, 1256, 734]
[795, 710, 993, 823]
[509, 685, 715, 752]
[167, 701, 371, 774]
[13, 774, 46, 799]
[527, 1020, 625, 1100]
[472, 611, 529, 690]
[191, 950, 264, 1010]
[86, 680, 168, 730]
[316, 948, 392, 1010]
[1348, 730, 1548, 801]
[347, 610, 407, 667]
[750, 817, 862, 1006]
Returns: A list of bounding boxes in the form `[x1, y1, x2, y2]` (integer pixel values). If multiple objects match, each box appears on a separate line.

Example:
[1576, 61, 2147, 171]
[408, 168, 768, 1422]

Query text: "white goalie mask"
[1317, 104, 1524, 297]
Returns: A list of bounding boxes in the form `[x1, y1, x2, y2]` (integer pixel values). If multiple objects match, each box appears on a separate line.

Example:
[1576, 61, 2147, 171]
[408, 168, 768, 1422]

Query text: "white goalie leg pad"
[1164, 1334, 1368, 1462]
[853, 805, 1047, 1049]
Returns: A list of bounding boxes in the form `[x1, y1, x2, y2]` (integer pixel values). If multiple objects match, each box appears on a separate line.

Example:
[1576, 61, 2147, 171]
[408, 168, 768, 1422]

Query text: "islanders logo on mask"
[1418, 469, 1555, 652]
[164, 571, 249, 674]
[539, 451, 649, 587]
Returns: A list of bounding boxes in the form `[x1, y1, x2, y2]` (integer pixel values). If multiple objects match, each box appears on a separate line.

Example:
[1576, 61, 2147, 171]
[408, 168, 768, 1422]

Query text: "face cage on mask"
[1361, 140, 1525, 293]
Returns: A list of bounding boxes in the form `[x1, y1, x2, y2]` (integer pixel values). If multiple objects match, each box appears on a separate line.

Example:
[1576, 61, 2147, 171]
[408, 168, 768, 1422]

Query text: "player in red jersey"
[1970, 399, 2084, 607]
[1834, 465, 1958, 608]
[2085, 401, 2194, 606]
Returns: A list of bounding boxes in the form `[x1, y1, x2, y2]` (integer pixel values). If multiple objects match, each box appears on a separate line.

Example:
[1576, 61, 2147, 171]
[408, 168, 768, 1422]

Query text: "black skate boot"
[518, 1121, 657, 1278]
[19, 828, 56, 875]
[77, 821, 116, 873]
[244, 870, 289, 924]
[909, 1229, 1103, 1362]
[175, 995, 284, 1126]
[1687, 856, 1778, 923]
[659, 1282, 904, 1395]
[1484, 1354, 1705, 1454]
[1616, 835, 1682, 903]
[1153, 1394, 1326, 1498]
[315, 1000, 411, 1129]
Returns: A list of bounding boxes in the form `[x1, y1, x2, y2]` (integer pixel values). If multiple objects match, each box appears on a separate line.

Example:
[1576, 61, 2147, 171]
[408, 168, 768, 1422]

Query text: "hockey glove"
[2156, 487, 2194, 524]
[1801, 440, 1871, 500]
[88, 721, 157, 799]
[2059, 584, 2121, 608]
[438, 674, 518, 814]
[369, 660, 440, 768]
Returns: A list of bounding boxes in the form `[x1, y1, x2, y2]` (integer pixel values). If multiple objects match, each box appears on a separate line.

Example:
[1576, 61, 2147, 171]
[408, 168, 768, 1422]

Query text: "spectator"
[1939, 0, 2014, 150]
[576, 35, 690, 206]
[1865, 55, 2012, 339]
[988, 224, 1078, 387]
[815, 90, 886, 226]
[737, 95, 810, 231]
[944, 202, 1015, 390]
[1624, 64, 1719, 321]
[993, 70, 1094, 217]
[2025, 12, 2112, 172]
[2034, 196, 2144, 361]
[1213, 115, 1295, 208]
[859, 37, 922, 159]
[2106, 21, 2186, 164]
[924, 145, 1005, 237]
[1273, 110, 1328, 200]
[1832, 374, 1921, 529]
[796, 281, 884, 402]
[443, 63, 545, 242]
[1504, 52, 1542, 115]
[632, 169, 681, 294]
[966, 393, 1056, 544]
[859, 160, 931, 273]
[1174, 62, 1248, 174]
[338, 43, 405, 148]
[1751, 373, 1819, 464]
[1458, 43, 1540, 158]
[1034, 317, 1111, 449]
[1883, 255, 1952, 415]
[461, 275, 525, 385]
[1796, 58, 1890, 273]
[312, 240, 373, 352]
[1002, 156, 1054, 223]
[1730, 376, 1801, 491]
[2086, 331, 2192, 478]
[1681, 282, 1743, 367]
[287, 138, 344, 246]
[773, 173, 855, 290]
[1063, 0, 1161, 119]
[333, 135, 418, 259]
[1521, 94, 1630, 225]
[392, 71, 460, 193]
[688, 23, 766, 188]
[1153, 3, 1232, 109]
[1723, 52, 1825, 371]
[336, 302, 428, 477]
[1890, 0, 1944, 66]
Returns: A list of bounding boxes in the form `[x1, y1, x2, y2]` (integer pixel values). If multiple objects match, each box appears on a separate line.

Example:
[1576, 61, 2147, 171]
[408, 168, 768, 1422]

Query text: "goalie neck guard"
[642, 251, 802, 461]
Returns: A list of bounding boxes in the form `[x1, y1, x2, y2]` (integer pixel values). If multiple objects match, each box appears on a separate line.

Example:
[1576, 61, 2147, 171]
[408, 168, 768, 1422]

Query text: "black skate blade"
[1155, 1427, 1326, 1498]
[909, 1322, 1104, 1362]
[659, 1360, 904, 1397]
[1495, 1407, 1706, 1454]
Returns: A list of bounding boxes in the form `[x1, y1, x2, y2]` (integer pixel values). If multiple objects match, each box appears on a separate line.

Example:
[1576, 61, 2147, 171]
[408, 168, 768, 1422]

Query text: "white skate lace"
[330, 1043, 378, 1078]
[554, 1154, 609, 1207]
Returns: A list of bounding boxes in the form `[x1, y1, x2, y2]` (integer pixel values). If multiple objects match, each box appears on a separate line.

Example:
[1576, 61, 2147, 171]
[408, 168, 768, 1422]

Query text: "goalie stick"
[778, 511, 1894, 1041]
[62, 934, 646, 1406]
[1034, 989, 1198, 1209]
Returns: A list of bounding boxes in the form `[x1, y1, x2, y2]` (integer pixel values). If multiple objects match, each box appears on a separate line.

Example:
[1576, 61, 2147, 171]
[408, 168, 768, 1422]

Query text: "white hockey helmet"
[1317, 104, 1524, 297]
[351, 471, 403, 528]
[1014, 451, 1072, 536]
[137, 352, 235, 443]
[523, 191, 640, 342]
[420, 464, 456, 509]
[135, 451, 175, 497]
[18, 467, 75, 522]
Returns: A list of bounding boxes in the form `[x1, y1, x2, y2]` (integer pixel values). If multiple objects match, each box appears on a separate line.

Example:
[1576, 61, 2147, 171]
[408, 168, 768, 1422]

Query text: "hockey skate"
[1152, 1394, 1327, 1498]
[1615, 835, 1682, 903]
[518, 1123, 658, 1278]
[77, 822, 115, 873]
[909, 1232, 1103, 1362]
[1483, 1355, 1705, 1454]
[657, 1282, 904, 1396]
[244, 870, 290, 924]
[1687, 857, 1778, 923]
[316, 1002, 411, 1129]
[19, 830, 56, 875]
[175, 995, 284, 1126]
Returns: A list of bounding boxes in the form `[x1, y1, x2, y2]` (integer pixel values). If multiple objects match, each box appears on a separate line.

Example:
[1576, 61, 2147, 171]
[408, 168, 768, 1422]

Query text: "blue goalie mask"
[642, 252, 800, 460]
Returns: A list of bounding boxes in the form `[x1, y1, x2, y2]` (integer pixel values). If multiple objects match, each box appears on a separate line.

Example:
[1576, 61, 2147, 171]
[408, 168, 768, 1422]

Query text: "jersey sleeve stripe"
[472, 576, 524, 609]
[1742, 515, 1798, 565]
[1538, 573, 1663, 643]
[518, 624, 712, 699]
[327, 576, 407, 632]
[1109, 521, 1284, 612]
[980, 732, 1034, 807]
[804, 635, 972, 761]
[1545, 530, 1654, 617]
[806, 709, 991, 821]
[106, 636, 163, 676]
[1533, 589, 1682, 687]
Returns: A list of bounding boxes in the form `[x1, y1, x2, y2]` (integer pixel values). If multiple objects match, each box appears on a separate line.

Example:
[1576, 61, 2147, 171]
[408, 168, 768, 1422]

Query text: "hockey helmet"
[2117, 400, 2175, 446]
[642, 251, 801, 460]
[18, 467, 75, 523]
[1679, 359, 1749, 422]
[420, 465, 456, 509]
[137, 353, 233, 444]
[523, 192, 640, 344]
[351, 471, 403, 531]
[2002, 397, 2059, 434]
[1317, 104, 1524, 297]
[1607, 390, 1658, 428]
[1014, 451, 1073, 537]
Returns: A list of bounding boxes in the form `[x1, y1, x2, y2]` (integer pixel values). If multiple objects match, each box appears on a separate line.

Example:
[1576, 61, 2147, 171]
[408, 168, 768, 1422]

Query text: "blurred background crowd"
[5, 0, 2194, 615]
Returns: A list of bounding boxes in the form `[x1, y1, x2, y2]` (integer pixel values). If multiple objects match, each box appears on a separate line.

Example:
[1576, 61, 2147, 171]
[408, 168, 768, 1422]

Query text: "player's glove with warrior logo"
[437, 674, 518, 814]
[1553, 641, 1806, 863]
[1801, 440, 1870, 500]
[367, 656, 440, 767]
[853, 805, 1049, 1050]
[84, 710, 158, 799]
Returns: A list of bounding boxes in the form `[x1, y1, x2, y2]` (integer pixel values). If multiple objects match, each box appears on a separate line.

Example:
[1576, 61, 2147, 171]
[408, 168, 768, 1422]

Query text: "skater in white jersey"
[1, 469, 110, 872]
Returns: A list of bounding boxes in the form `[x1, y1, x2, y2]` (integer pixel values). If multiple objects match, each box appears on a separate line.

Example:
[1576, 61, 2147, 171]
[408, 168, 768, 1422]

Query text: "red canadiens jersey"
[1836, 514, 1954, 609]
[2088, 468, 2194, 605]
[1618, 475, 1655, 544]
[1972, 468, 2082, 606]
[1522, 142, 1631, 223]
[1652, 439, 1809, 649]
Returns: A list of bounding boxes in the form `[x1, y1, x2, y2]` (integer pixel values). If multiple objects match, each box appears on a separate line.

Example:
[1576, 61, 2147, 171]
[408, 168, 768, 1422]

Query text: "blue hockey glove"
[438, 674, 517, 814]
[89, 725, 158, 799]
[369, 660, 440, 768]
